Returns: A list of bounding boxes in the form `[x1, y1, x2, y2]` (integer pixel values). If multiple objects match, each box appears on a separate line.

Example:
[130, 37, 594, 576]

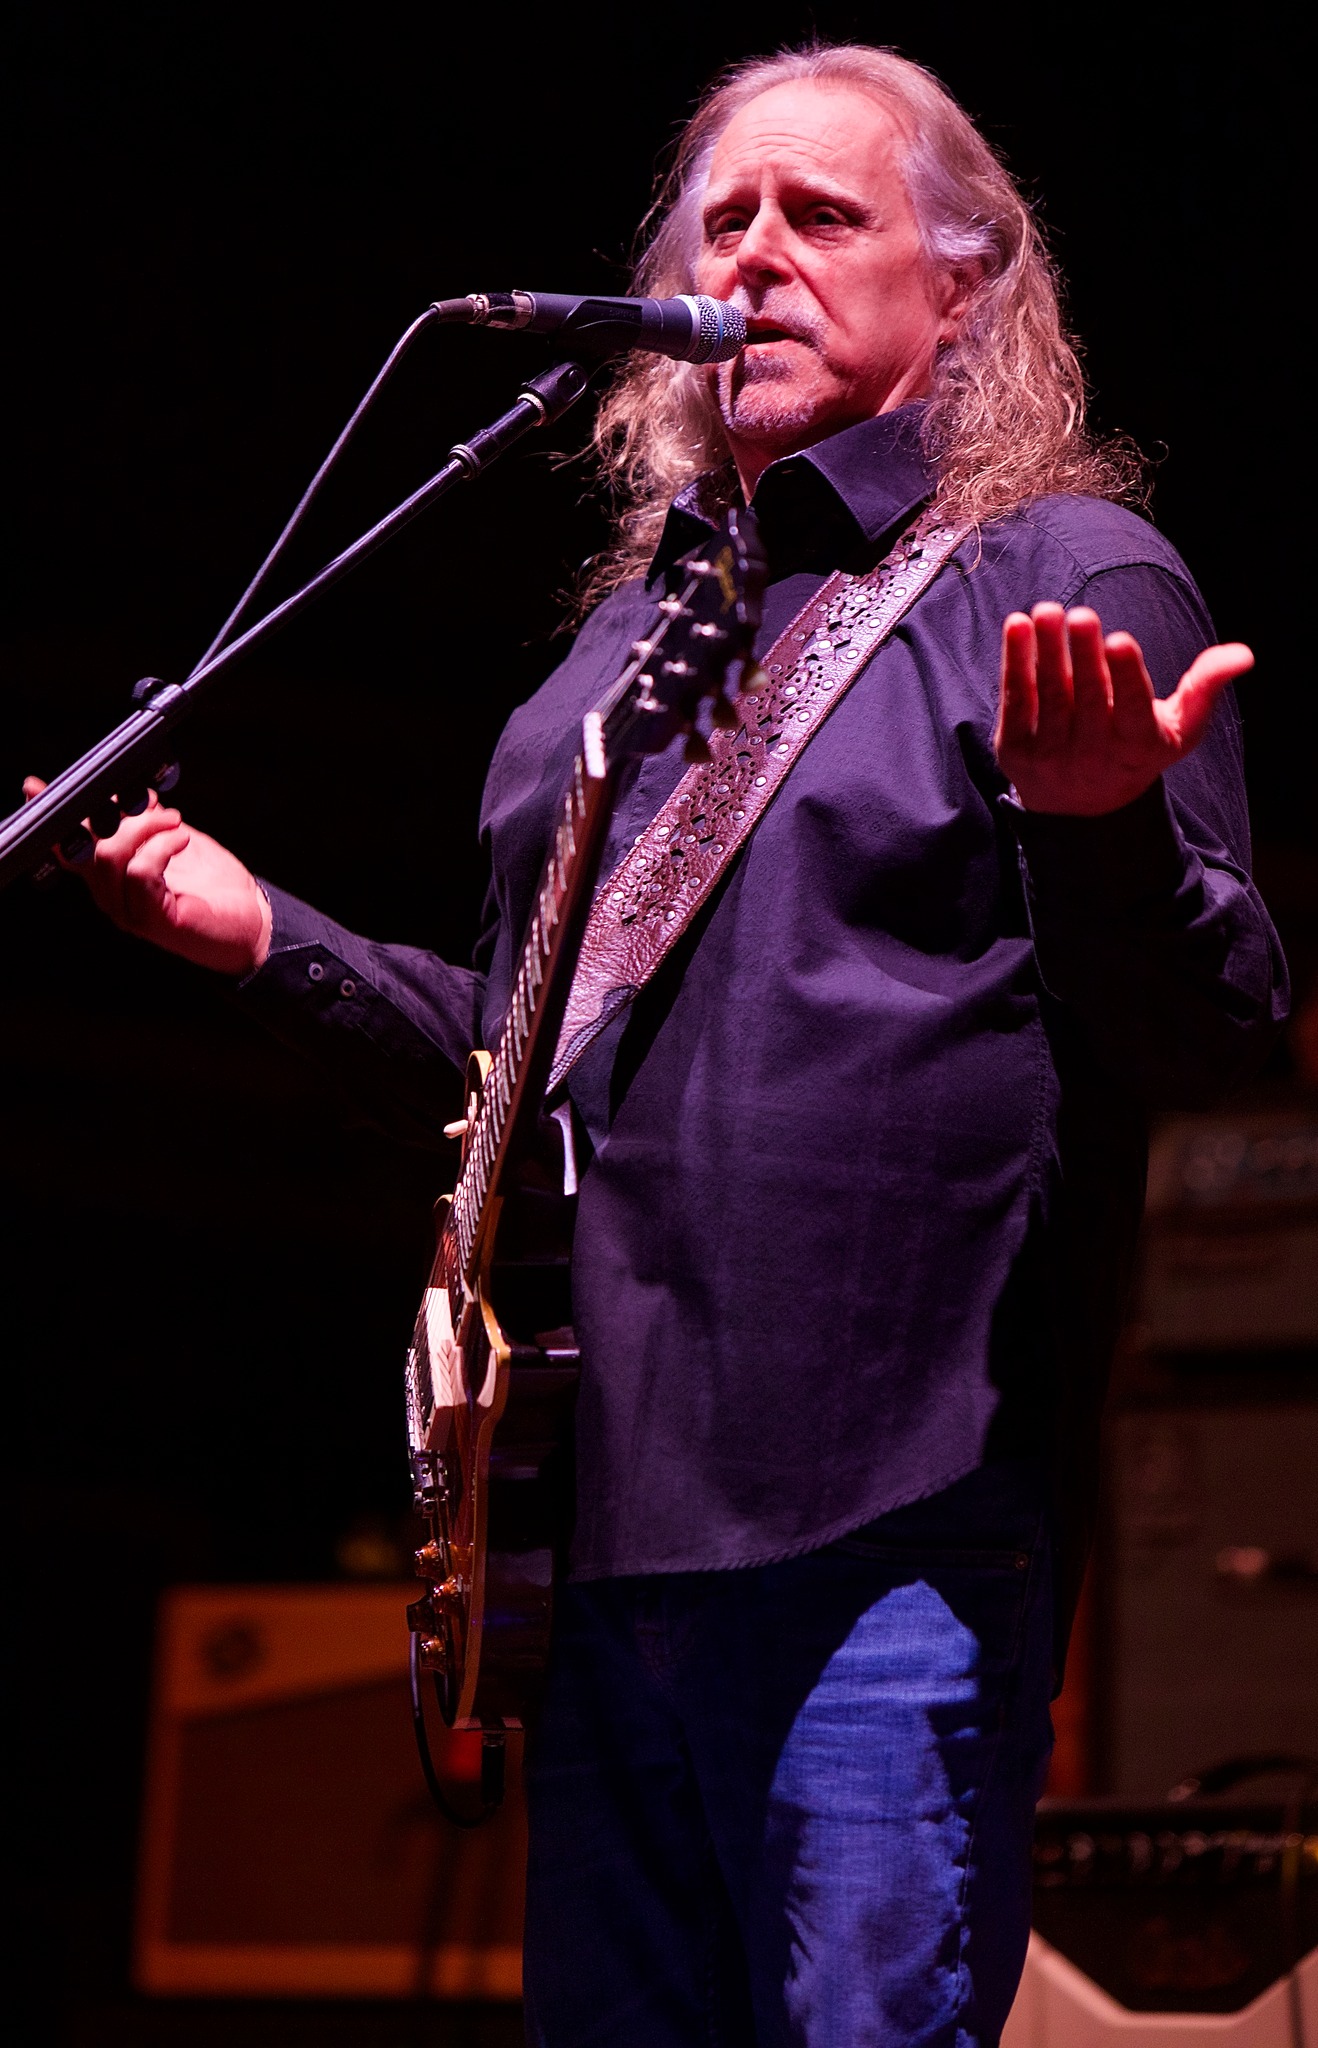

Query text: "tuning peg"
[413, 1540, 446, 1580]
[151, 761, 181, 795]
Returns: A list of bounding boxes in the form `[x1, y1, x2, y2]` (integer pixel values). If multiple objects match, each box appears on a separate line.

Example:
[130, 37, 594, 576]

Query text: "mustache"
[727, 294, 826, 350]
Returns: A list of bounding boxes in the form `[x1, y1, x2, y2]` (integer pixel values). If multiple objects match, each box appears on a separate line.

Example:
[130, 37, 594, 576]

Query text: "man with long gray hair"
[44, 41, 1286, 2047]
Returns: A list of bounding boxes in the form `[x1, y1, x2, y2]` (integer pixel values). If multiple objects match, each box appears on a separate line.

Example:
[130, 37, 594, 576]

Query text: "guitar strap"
[547, 503, 970, 1094]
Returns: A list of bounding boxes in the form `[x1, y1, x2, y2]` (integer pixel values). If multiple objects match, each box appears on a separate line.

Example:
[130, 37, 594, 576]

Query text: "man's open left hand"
[994, 602, 1253, 816]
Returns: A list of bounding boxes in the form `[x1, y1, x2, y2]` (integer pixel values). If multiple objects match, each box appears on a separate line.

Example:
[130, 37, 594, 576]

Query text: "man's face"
[693, 81, 966, 490]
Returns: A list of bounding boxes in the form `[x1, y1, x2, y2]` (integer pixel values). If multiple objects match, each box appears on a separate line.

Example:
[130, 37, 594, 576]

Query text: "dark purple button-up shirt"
[240, 408, 1287, 1596]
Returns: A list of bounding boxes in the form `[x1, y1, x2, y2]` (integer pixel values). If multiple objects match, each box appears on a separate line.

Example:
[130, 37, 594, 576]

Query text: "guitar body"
[407, 1053, 580, 1728]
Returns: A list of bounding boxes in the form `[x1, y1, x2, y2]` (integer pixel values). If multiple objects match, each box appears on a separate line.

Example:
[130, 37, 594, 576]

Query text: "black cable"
[407, 1628, 504, 1829]
[189, 304, 441, 676]
[1167, 1752, 1318, 1801]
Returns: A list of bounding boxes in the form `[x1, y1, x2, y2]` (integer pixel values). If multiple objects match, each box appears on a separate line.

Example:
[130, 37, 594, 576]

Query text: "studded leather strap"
[547, 506, 969, 1094]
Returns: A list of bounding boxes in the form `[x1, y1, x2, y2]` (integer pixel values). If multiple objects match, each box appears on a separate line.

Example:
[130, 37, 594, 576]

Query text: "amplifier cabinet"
[1136, 1113, 1318, 1354]
[134, 1584, 526, 1997]
[1004, 1799, 1318, 2043]
[1105, 1402, 1318, 1799]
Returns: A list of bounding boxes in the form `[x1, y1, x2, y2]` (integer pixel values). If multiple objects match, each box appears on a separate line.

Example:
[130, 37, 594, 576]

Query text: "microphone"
[431, 291, 746, 364]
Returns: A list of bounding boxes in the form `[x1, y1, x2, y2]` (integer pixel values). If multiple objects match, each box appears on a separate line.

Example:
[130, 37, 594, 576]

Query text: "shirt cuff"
[241, 880, 339, 975]
[233, 880, 370, 1017]
[999, 778, 1192, 913]
[232, 879, 484, 1083]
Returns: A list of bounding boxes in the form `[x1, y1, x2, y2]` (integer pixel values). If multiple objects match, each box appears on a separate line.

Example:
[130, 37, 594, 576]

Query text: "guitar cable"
[408, 1629, 507, 1827]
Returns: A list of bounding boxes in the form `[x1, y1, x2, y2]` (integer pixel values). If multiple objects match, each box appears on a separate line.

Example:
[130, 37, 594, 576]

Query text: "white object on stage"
[1002, 1932, 1318, 2046]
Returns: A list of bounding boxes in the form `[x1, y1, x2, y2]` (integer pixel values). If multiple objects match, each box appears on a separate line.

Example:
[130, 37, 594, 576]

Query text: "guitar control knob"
[413, 1540, 446, 1580]
[434, 1576, 464, 1608]
[418, 1634, 449, 1672]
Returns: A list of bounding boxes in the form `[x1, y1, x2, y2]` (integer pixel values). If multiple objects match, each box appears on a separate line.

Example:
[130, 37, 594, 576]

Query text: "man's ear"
[937, 261, 985, 344]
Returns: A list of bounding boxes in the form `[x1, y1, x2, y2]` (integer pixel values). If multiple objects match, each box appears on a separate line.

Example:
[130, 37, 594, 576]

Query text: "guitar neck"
[447, 712, 615, 1282]
[440, 517, 765, 1289]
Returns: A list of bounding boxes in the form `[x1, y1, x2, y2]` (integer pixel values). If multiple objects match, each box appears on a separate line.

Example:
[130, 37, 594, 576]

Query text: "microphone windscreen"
[680, 297, 746, 364]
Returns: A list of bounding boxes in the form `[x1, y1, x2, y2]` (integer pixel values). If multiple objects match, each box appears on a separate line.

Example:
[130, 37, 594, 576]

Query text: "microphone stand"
[0, 356, 591, 892]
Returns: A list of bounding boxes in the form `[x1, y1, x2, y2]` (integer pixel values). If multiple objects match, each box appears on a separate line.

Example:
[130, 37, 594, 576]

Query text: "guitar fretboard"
[446, 742, 597, 1283]
[433, 522, 761, 1308]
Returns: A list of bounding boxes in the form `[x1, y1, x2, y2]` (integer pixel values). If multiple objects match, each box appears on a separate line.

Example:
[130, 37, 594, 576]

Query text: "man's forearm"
[234, 883, 487, 1148]
[1009, 779, 1288, 1106]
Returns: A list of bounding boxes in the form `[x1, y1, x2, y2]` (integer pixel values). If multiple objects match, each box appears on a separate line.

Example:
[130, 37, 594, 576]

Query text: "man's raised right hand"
[22, 778, 272, 977]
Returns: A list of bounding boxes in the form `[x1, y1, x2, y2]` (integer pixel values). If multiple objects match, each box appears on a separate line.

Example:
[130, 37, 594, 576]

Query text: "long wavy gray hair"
[580, 42, 1143, 606]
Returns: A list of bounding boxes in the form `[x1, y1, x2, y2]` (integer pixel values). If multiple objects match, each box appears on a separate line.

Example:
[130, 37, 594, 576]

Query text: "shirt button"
[340, 978, 356, 999]
[307, 961, 324, 982]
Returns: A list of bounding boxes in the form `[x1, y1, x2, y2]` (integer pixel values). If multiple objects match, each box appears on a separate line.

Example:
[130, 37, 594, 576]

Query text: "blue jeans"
[522, 1463, 1055, 2047]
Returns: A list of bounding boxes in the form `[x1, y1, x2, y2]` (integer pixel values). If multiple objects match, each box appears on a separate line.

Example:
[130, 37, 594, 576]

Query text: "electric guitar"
[405, 508, 765, 1734]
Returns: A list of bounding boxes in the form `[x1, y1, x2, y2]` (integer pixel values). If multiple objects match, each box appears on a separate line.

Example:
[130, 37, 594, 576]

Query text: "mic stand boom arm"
[0, 357, 591, 893]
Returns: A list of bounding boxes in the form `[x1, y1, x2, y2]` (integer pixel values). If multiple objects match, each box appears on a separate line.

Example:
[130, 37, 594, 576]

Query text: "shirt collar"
[649, 403, 934, 585]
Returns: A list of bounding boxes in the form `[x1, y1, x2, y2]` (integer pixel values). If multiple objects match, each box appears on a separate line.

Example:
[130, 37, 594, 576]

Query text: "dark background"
[4, 3, 1313, 2040]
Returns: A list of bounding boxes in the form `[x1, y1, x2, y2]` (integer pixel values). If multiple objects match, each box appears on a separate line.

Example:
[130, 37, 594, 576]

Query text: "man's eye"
[707, 215, 747, 239]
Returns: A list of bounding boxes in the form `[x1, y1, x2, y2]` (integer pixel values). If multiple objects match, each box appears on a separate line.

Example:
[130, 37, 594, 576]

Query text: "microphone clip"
[435, 292, 532, 331]
[434, 292, 535, 331]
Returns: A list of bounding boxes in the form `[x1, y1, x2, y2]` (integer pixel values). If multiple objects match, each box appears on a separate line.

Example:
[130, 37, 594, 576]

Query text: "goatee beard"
[715, 345, 824, 443]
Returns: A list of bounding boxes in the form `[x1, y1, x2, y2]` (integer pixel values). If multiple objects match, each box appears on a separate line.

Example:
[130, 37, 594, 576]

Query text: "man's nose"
[735, 202, 794, 287]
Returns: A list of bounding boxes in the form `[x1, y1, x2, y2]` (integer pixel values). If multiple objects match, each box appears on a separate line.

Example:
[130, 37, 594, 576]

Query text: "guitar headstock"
[604, 505, 767, 763]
